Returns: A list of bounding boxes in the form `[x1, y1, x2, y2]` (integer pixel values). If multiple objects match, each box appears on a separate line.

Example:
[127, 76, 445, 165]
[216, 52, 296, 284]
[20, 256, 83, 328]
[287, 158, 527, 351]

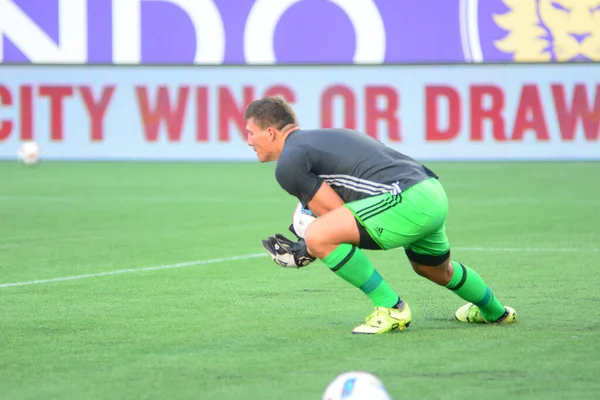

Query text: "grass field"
[1, 161, 599, 400]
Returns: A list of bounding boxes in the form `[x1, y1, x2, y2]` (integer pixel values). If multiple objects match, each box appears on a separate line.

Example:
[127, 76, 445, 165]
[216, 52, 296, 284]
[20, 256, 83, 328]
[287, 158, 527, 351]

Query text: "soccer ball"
[292, 202, 317, 239]
[17, 141, 41, 166]
[322, 371, 392, 400]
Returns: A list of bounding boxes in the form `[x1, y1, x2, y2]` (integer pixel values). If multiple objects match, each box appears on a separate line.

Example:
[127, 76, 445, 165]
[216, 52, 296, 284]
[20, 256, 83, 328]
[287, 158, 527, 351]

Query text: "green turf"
[1, 161, 599, 400]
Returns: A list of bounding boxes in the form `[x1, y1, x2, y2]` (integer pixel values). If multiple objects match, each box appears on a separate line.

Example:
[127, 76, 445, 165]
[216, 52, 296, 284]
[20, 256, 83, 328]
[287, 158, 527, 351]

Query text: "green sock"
[446, 261, 506, 321]
[322, 244, 399, 308]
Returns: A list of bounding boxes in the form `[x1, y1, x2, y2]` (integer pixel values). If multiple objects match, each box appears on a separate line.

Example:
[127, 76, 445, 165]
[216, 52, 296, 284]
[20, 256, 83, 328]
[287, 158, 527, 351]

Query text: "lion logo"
[493, 0, 600, 62]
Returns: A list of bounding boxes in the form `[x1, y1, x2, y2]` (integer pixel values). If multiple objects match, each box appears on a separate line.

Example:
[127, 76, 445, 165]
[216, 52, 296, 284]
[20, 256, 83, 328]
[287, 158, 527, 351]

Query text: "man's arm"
[306, 182, 345, 217]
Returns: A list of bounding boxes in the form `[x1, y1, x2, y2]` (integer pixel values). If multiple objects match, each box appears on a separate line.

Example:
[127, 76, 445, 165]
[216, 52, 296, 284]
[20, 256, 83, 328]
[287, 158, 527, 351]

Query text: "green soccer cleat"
[352, 303, 412, 334]
[455, 303, 517, 324]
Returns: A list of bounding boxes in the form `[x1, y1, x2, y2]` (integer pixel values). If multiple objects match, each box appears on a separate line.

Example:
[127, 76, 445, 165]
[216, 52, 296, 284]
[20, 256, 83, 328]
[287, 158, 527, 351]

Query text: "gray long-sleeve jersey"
[275, 128, 438, 206]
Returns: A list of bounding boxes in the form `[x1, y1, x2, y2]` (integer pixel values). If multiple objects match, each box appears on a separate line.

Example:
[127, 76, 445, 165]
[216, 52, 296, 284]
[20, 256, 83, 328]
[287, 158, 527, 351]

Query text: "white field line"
[0, 253, 266, 289]
[1, 247, 599, 289]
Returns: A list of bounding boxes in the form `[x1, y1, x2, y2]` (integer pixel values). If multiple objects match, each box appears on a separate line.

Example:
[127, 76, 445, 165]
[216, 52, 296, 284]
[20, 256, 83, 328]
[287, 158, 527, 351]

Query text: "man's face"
[246, 117, 278, 162]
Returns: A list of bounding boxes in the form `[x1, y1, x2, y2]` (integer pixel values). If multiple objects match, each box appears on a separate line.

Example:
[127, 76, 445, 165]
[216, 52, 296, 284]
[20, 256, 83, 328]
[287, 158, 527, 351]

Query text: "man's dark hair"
[244, 96, 297, 130]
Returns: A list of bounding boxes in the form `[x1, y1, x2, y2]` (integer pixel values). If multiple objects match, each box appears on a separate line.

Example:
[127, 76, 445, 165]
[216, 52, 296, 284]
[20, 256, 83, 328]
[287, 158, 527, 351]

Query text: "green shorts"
[345, 178, 450, 258]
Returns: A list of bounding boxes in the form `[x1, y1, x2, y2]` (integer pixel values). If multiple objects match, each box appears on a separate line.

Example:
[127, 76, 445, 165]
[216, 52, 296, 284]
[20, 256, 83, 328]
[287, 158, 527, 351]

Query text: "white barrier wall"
[0, 64, 599, 161]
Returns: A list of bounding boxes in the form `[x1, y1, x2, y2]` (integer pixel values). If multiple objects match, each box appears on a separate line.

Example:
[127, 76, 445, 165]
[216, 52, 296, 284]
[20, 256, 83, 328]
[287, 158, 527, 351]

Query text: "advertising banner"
[1, 0, 599, 65]
[0, 64, 599, 161]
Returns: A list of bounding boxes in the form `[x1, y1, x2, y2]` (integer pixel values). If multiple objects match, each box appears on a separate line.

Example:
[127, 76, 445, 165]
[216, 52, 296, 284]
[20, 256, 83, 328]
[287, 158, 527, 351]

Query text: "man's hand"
[261, 234, 316, 268]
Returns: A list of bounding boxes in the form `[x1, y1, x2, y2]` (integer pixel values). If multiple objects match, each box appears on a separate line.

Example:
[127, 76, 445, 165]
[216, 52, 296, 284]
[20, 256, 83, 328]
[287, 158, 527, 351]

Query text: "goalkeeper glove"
[261, 233, 316, 268]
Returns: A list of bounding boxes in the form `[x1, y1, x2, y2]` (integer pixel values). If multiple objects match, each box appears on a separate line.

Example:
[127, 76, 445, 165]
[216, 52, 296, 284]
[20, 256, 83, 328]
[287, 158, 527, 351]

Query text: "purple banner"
[1, 0, 599, 64]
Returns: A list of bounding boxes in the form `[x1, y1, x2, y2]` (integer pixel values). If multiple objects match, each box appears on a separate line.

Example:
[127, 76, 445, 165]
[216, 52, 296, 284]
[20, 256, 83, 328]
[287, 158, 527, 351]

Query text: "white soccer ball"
[292, 202, 317, 239]
[322, 371, 392, 400]
[17, 141, 41, 166]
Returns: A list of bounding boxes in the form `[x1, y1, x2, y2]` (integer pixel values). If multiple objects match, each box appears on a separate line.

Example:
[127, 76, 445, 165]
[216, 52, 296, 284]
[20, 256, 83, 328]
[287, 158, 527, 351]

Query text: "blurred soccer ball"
[322, 371, 392, 400]
[292, 202, 316, 239]
[17, 141, 41, 166]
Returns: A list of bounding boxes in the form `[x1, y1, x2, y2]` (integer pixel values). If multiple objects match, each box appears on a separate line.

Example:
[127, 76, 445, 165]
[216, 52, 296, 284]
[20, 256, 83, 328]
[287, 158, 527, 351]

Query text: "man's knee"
[407, 250, 452, 286]
[304, 223, 325, 250]
[304, 206, 360, 258]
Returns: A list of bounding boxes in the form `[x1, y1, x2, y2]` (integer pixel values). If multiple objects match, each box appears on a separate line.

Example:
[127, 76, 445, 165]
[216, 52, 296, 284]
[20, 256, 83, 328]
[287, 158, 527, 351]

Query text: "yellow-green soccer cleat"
[352, 303, 412, 334]
[455, 303, 517, 324]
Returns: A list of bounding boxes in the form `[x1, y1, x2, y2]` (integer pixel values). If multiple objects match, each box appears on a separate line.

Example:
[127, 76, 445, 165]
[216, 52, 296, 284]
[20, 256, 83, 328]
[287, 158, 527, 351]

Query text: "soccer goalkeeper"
[245, 96, 517, 334]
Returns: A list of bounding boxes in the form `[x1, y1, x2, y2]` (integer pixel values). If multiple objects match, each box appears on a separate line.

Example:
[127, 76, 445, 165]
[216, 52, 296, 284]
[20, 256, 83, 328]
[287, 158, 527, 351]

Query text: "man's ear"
[267, 127, 277, 140]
